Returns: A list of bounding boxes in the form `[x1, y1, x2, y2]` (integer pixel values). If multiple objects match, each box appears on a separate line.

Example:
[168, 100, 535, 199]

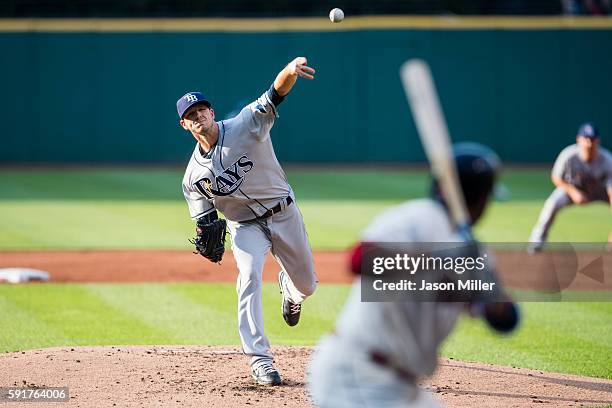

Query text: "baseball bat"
[399, 59, 471, 237]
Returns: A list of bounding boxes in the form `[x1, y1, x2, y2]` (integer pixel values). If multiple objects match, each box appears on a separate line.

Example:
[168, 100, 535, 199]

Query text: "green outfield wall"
[1, 17, 611, 163]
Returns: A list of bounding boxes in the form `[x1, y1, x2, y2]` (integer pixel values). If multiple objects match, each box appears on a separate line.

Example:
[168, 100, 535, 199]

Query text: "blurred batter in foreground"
[308, 143, 519, 408]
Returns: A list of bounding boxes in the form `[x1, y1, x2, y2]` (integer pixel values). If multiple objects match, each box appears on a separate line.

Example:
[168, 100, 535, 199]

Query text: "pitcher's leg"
[228, 220, 272, 365]
[529, 187, 572, 245]
[269, 204, 317, 303]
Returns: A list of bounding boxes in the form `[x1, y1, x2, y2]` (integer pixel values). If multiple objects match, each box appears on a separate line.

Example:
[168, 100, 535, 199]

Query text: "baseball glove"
[189, 211, 227, 263]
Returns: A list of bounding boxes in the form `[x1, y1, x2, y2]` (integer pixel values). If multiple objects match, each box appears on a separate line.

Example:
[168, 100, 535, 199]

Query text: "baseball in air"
[329, 8, 344, 23]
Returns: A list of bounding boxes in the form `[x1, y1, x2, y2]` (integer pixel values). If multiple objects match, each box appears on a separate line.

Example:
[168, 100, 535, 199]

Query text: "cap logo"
[184, 93, 198, 103]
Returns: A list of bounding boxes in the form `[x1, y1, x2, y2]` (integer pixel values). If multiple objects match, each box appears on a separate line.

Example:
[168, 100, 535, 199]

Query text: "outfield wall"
[1, 17, 611, 163]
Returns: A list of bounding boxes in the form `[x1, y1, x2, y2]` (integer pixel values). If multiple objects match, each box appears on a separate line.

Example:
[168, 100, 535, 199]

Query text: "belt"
[370, 350, 418, 384]
[258, 196, 293, 219]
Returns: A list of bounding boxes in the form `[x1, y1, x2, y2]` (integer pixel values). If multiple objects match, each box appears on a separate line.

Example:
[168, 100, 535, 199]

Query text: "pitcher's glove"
[189, 211, 227, 263]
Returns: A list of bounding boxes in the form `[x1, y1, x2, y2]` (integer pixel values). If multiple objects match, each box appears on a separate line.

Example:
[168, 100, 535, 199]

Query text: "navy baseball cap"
[577, 122, 599, 139]
[177, 92, 211, 119]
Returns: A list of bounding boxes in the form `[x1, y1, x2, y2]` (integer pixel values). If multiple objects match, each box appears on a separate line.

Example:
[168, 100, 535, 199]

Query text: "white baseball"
[329, 8, 344, 23]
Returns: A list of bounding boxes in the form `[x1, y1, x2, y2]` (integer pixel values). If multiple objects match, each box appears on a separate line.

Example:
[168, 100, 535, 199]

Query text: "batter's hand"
[288, 57, 316, 80]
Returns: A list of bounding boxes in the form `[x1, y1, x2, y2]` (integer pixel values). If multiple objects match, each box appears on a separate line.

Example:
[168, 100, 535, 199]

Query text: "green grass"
[0, 168, 609, 250]
[1, 283, 610, 379]
[442, 302, 612, 379]
[0, 167, 610, 381]
[0, 283, 346, 351]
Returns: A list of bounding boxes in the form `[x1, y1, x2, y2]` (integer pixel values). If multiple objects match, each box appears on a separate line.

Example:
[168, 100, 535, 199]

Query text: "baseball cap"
[177, 92, 211, 119]
[577, 122, 599, 139]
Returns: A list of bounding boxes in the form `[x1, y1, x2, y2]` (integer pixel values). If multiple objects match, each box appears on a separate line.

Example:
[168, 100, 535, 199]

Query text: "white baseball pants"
[308, 335, 443, 408]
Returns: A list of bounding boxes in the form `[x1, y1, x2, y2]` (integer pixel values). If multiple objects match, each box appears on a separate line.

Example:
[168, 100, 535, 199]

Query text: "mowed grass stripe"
[0, 283, 349, 351]
[0, 201, 192, 250]
[0, 170, 182, 200]
[169, 283, 345, 346]
[259, 284, 347, 346]
[531, 303, 612, 349]
[0, 296, 72, 352]
[299, 200, 397, 250]
[521, 304, 611, 378]
[475, 201, 611, 242]
[0, 169, 611, 250]
[443, 318, 555, 372]
[443, 302, 612, 379]
[87, 284, 239, 345]
[0, 285, 170, 350]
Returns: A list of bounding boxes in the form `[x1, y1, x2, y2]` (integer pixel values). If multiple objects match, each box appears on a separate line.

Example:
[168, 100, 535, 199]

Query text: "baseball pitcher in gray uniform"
[529, 122, 612, 252]
[176, 57, 318, 386]
[308, 144, 519, 407]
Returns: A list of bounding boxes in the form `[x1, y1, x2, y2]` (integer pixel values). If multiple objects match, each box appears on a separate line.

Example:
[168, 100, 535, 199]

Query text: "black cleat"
[251, 362, 281, 386]
[278, 271, 301, 327]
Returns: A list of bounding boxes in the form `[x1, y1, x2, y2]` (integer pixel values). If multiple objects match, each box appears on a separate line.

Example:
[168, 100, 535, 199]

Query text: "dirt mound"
[1, 346, 610, 408]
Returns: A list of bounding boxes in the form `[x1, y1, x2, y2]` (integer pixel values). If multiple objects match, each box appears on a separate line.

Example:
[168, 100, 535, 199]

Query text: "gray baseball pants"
[227, 202, 317, 369]
[529, 186, 609, 244]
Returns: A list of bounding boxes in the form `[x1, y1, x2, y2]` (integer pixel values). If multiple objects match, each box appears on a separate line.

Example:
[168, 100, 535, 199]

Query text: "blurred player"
[177, 57, 317, 386]
[308, 143, 519, 408]
[528, 122, 612, 253]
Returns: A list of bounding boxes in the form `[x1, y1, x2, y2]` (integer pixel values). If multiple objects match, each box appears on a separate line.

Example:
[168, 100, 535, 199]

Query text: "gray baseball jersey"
[182, 90, 292, 222]
[552, 144, 612, 194]
[181, 86, 317, 371]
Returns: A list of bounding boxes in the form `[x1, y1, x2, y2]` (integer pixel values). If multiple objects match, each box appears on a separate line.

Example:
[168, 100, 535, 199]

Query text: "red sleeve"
[349, 242, 364, 275]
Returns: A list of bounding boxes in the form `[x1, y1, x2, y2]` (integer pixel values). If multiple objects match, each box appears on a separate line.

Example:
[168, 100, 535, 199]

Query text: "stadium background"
[2, 0, 612, 164]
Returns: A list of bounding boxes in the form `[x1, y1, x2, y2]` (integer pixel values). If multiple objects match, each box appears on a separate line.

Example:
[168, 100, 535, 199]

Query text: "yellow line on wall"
[0, 16, 611, 32]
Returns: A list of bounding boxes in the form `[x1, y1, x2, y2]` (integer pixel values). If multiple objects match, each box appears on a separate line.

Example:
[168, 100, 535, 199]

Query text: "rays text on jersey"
[194, 155, 254, 199]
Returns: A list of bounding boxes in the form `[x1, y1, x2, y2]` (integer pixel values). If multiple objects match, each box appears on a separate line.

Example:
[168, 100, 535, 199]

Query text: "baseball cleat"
[251, 361, 281, 386]
[527, 242, 543, 255]
[278, 271, 301, 327]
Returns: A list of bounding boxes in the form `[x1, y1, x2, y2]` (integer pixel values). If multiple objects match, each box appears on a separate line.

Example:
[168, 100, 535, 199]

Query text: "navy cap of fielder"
[177, 92, 211, 119]
[577, 122, 599, 139]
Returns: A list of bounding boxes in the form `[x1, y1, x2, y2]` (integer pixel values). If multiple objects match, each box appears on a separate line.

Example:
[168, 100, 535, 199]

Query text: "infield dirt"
[0, 250, 609, 291]
[1, 346, 611, 407]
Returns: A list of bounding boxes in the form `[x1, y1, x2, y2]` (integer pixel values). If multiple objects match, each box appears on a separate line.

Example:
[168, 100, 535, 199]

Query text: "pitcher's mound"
[1, 346, 610, 407]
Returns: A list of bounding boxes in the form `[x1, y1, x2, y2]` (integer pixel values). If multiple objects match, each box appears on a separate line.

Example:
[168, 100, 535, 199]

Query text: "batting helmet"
[431, 142, 501, 210]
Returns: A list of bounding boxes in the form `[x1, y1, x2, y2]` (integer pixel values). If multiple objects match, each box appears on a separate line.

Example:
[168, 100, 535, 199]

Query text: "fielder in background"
[177, 57, 318, 386]
[308, 143, 519, 408]
[528, 122, 612, 253]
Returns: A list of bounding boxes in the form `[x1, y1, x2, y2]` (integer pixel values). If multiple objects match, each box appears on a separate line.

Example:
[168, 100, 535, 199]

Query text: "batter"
[308, 144, 518, 407]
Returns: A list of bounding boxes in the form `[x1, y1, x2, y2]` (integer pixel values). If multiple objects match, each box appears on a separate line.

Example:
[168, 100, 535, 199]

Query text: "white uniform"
[308, 199, 466, 408]
[182, 90, 317, 368]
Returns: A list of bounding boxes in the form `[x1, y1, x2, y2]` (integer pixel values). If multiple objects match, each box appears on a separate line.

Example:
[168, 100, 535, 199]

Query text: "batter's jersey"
[182, 90, 293, 221]
[335, 199, 466, 377]
[552, 144, 612, 194]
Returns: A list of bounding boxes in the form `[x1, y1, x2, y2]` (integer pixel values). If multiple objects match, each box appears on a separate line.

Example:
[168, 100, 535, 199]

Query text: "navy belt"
[258, 196, 293, 219]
